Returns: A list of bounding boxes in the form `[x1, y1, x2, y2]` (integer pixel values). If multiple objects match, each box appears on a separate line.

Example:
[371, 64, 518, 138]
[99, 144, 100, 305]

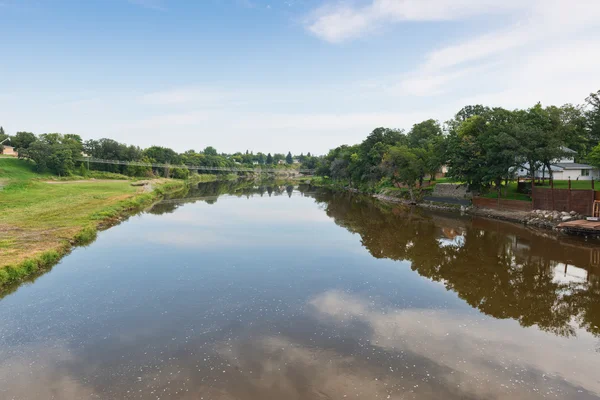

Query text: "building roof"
[561, 146, 577, 154]
[554, 162, 595, 170]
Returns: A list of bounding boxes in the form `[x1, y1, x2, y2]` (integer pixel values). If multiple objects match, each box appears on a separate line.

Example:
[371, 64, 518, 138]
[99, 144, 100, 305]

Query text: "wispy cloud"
[306, 0, 600, 113]
[305, 0, 528, 43]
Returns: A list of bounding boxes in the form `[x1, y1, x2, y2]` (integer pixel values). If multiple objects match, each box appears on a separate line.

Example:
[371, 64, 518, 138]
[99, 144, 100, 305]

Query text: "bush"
[37, 251, 60, 267]
[171, 167, 190, 180]
[0, 269, 9, 285]
[73, 226, 97, 245]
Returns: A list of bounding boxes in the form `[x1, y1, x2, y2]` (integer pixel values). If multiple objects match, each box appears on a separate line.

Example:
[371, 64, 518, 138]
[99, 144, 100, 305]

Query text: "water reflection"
[312, 191, 600, 338]
[1, 184, 599, 400]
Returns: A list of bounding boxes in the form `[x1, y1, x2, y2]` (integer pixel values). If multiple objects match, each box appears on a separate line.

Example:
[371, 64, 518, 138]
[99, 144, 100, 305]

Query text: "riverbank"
[0, 158, 195, 289]
[310, 178, 594, 236]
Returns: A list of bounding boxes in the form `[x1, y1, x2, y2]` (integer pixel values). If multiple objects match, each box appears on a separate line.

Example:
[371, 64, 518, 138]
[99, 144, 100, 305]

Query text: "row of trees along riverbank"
[308, 90, 600, 202]
[0, 130, 319, 179]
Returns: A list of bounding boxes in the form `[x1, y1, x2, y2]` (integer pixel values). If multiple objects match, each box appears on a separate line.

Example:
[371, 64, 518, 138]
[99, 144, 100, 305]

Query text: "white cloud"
[309, 290, 600, 397]
[305, 0, 529, 43]
[421, 1, 600, 72]
[311, 0, 600, 116]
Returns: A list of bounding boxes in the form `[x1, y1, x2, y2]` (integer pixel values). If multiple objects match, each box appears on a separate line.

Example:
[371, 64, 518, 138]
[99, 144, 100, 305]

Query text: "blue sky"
[2, 0, 600, 154]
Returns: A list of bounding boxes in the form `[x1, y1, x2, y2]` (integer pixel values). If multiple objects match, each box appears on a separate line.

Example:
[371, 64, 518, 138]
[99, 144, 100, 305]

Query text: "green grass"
[0, 157, 52, 181]
[0, 157, 185, 288]
[536, 180, 596, 190]
[480, 182, 531, 201]
[430, 177, 460, 184]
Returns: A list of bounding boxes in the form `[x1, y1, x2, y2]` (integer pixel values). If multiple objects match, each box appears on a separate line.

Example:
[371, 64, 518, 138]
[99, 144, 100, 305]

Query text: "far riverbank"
[308, 179, 597, 238]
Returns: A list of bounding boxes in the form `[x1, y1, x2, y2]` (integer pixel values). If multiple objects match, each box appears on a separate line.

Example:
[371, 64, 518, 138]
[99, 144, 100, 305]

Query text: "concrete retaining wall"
[432, 183, 472, 199]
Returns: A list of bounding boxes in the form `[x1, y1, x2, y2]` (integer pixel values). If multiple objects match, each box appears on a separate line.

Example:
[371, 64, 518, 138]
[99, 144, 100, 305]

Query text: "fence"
[533, 187, 597, 215]
[472, 197, 533, 212]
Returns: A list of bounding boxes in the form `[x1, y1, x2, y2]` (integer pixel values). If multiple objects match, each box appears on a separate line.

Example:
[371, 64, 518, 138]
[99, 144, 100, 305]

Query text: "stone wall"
[432, 183, 472, 199]
[473, 197, 533, 212]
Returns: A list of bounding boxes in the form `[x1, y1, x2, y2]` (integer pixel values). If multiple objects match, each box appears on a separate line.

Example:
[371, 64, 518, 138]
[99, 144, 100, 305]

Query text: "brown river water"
[1, 182, 599, 399]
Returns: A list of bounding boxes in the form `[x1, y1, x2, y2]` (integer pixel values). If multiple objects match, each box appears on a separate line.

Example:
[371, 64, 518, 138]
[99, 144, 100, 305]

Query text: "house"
[1, 145, 18, 157]
[515, 147, 600, 181]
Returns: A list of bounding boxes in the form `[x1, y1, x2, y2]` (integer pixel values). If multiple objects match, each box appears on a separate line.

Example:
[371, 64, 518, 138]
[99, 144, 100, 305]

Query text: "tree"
[588, 143, 600, 168]
[585, 90, 600, 145]
[266, 153, 273, 165]
[549, 104, 589, 158]
[446, 115, 488, 189]
[257, 153, 266, 165]
[407, 119, 442, 148]
[513, 104, 562, 182]
[286, 151, 293, 164]
[143, 146, 180, 164]
[381, 145, 423, 202]
[203, 146, 218, 156]
[11, 132, 36, 157]
[330, 158, 350, 180]
[27, 133, 77, 175]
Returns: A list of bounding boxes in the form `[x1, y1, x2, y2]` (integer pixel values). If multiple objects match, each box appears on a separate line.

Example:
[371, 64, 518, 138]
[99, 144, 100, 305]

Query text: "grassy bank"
[0, 157, 186, 289]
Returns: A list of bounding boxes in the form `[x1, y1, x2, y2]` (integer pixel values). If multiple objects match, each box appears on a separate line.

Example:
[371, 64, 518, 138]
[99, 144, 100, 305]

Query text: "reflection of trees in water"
[311, 191, 600, 338]
[190, 180, 303, 200]
[148, 180, 307, 214]
[146, 202, 180, 215]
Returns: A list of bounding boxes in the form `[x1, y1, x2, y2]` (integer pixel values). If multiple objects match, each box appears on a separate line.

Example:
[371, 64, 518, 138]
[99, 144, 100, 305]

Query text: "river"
[1, 182, 599, 399]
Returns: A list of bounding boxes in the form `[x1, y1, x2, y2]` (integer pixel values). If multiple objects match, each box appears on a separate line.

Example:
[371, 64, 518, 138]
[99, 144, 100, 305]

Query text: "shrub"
[37, 251, 60, 267]
[0, 269, 9, 285]
[74, 226, 97, 245]
[21, 259, 39, 274]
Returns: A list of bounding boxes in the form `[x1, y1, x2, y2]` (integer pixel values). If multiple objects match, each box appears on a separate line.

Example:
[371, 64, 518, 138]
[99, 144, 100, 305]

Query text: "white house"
[515, 147, 600, 181]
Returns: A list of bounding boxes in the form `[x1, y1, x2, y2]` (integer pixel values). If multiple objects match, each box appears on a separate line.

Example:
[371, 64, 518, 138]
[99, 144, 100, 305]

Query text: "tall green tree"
[11, 132, 37, 157]
[203, 146, 218, 156]
[585, 90, 600, 145]
[446, 115, 488, 189]
[286, 151, 293, 164]
[27, 133, 78, 175]
[587, 143, 600, 168]
[266, 153, 273, 165]
[407, 119, 442, 148]
[381, 145, 423, 202]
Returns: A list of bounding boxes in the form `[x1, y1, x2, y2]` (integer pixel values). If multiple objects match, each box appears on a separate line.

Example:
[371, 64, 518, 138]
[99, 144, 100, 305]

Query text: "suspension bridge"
[77, 157, 315, 174]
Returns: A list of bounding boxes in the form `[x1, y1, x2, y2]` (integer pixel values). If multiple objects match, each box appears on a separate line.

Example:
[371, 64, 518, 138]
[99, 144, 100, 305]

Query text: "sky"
[1, 0, 600, 155]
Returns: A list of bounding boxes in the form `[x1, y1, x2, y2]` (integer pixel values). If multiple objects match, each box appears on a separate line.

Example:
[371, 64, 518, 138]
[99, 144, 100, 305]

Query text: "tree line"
[308, 90, 600, 200]
[0, 130, 314, 178]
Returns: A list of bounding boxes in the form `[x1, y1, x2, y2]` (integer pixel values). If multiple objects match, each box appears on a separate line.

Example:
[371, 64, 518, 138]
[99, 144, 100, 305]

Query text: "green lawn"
[480, 182, 532, 201]
[536, 180, 596, 190]
[431, 177, 461, 184]
[0, 157, 183, 284]
[0, 157, 52, 181]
